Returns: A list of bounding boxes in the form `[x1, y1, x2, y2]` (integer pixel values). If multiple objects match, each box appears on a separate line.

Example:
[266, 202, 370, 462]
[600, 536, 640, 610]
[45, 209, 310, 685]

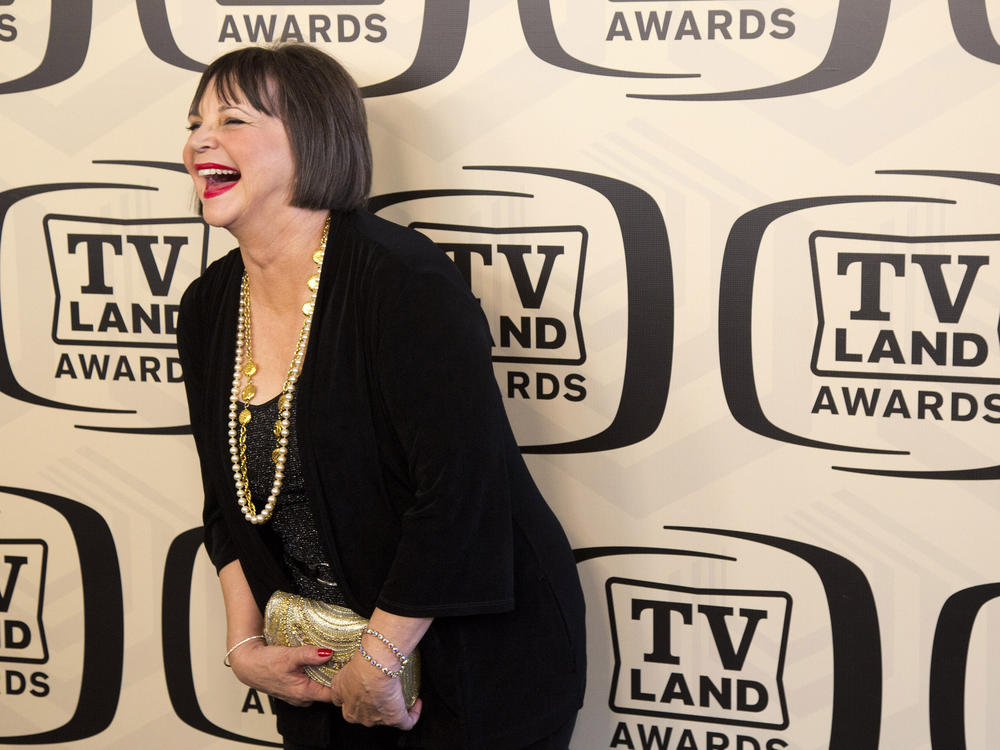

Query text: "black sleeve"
[177, 278, 239, 574]
[371, 262, 516, 617]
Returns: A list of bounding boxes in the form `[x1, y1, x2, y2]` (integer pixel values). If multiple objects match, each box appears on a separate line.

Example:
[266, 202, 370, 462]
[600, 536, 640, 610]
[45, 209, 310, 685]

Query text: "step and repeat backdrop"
[2, 1, 999, 748]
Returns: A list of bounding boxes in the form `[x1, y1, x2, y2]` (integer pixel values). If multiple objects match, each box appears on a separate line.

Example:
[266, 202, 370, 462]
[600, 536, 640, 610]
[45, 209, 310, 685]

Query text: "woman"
[176, 44, 586, 749]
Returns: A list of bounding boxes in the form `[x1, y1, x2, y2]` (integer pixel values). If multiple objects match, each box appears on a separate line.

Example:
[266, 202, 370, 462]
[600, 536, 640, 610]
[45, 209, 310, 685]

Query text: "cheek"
[182, 143, 196, 174]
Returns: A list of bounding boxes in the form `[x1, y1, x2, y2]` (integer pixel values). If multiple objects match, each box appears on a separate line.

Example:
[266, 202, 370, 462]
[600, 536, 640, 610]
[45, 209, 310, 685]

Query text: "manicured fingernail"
[317, 648, 333, 658]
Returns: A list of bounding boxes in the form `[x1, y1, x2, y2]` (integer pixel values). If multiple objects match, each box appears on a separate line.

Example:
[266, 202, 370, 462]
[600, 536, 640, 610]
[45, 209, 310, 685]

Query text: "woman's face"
[183, 79, 296, 235]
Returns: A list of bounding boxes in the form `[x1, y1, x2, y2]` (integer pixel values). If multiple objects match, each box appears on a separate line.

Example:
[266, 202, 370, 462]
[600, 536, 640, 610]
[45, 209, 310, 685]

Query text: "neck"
[235, 208, 330, 313]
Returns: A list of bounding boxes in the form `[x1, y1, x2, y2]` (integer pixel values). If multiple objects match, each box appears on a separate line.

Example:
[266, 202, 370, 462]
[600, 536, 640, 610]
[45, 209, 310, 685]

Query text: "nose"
[187, 123, 217, 153]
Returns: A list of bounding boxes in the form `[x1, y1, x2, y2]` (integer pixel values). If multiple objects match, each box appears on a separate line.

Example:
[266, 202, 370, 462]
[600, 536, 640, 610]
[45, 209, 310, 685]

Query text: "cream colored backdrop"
[1, 2, 999, 749]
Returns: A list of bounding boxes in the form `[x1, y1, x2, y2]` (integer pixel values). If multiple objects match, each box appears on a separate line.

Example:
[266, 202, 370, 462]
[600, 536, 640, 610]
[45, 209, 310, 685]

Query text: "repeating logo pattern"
[2, 3, 998, 749]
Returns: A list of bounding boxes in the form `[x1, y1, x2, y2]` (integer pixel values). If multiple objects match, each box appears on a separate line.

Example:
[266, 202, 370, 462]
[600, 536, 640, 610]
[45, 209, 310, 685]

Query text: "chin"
[200, 202, 238, 229]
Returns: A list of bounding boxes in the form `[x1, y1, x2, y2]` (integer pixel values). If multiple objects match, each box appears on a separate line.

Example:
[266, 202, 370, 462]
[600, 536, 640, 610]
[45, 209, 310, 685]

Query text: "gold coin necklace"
[227, 217, 329, 524]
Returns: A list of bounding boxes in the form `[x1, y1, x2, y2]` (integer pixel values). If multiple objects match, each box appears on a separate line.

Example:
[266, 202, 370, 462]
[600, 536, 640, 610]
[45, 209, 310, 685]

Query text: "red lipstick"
[195, 162, 241, 199]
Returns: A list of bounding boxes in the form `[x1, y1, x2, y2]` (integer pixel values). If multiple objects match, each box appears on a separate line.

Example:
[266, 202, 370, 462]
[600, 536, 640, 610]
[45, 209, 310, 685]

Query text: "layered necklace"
[228, 217, 330, 524]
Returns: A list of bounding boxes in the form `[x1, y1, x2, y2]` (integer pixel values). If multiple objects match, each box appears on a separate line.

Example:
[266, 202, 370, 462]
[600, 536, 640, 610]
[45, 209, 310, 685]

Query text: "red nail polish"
[317, 648, 333, 658]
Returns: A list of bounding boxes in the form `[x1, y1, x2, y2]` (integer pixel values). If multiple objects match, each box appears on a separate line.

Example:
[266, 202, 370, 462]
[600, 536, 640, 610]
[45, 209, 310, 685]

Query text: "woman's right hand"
[227, 639, 334, 707]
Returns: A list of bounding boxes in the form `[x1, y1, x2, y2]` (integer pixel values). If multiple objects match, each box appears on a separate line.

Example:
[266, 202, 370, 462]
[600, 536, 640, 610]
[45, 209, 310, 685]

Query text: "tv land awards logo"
[576, 527, 881, 750]
[0, 486, 122, 744]
[718, 170, 1000, 479]
[135, 0, 470, 96]
[517, 0, 890, 99]
[47, 216, 204, 357]
[370, 165, 673, 454]
[606, 579, 790, 730]
[0, 161, 231, 433]
[809, 230, 1000, 385]
[584, 529, 1000, 749]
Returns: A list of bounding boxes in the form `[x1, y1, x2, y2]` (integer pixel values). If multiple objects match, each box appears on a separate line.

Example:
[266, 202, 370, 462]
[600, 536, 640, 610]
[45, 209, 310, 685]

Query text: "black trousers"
[283, 715, 577, 750]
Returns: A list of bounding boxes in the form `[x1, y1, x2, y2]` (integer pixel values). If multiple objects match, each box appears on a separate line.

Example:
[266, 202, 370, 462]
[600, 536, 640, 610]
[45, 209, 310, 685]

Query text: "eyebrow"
[187, 103, 253, 119]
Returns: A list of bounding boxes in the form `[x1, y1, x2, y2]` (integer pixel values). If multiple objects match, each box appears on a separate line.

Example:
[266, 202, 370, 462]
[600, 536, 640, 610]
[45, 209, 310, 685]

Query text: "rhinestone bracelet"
[364, 627, 410, 666]
[357, 643, 406, 679]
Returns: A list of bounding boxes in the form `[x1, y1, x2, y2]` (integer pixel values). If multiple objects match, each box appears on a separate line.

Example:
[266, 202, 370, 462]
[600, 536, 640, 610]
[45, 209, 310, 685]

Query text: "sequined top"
[243, 395, 346, 607]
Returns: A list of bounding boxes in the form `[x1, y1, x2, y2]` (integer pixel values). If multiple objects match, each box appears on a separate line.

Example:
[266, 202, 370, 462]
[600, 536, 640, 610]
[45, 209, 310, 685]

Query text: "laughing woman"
[176, 44, 586, 749]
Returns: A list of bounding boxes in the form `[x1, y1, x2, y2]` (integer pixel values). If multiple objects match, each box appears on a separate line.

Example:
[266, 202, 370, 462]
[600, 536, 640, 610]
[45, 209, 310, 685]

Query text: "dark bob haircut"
[189, 44, 371, 211]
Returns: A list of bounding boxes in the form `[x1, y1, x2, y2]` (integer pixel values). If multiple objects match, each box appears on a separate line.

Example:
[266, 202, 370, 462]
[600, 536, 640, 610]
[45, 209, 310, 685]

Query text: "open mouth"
[197, 164, 241, 197]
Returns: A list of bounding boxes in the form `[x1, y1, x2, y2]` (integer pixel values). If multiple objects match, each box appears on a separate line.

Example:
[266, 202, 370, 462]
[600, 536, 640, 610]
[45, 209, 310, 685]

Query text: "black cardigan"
[177, 210, 585, 748]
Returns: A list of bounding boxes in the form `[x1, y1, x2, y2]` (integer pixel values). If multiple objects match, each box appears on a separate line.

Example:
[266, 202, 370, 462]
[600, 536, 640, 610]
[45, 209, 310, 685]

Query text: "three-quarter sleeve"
[177, 279, 239, 573]
[370, 262, 516, 617]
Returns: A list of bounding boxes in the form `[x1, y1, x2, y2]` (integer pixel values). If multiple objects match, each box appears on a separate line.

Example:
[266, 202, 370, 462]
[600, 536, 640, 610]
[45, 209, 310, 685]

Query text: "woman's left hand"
[328, 654, 422, 729]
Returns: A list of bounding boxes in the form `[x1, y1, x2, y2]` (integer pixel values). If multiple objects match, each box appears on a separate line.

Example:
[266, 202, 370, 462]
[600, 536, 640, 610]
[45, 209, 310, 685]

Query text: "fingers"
[395, 697, 423, 731]
[339, 690, 420, 729]
[234, 644, 336, 707]
[293, 645, 335, 666]
[323, 657, 422, 731]
[328, 677, 343, 707]
[300, 679, 334, 704]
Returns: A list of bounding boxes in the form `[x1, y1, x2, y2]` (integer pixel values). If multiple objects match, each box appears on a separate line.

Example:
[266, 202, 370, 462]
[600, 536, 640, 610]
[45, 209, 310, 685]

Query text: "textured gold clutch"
[263, 590, 420, 708]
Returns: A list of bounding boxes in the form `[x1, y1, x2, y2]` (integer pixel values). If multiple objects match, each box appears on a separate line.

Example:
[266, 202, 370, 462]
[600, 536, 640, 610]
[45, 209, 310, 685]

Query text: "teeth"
[198, 168, 239, 177]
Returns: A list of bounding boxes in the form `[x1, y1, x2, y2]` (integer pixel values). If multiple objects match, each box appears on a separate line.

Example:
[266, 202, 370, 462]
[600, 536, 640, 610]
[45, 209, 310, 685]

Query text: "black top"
[244, 396, 346, 607]
[177, 210, 586, 749]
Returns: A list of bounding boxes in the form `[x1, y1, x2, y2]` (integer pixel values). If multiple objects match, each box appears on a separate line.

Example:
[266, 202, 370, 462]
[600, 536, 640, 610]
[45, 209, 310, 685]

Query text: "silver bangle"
[224, 634, 265, 667]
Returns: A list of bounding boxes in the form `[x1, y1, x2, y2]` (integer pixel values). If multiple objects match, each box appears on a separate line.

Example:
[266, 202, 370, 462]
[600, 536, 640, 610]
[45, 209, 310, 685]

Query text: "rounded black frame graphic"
[0, 170, 207, 436]
[949, 0, 1000, 64]
[0, 486, 123, 744]
[518, 0, 891, 101]
[162, 527, 281, 747]
[0, 2, 91, 94]
[136, 0, 469, 97]
[719, 172, 1000, 479]
[929, 582, 1000, 750]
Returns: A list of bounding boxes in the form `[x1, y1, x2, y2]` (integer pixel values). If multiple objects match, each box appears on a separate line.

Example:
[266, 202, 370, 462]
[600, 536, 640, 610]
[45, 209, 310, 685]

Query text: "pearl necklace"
[227, 217, 330, 524]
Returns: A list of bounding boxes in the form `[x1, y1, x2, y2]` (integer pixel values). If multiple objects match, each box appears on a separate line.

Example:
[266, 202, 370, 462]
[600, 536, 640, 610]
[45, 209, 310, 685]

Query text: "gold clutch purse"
[263, 590, 420, 708]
